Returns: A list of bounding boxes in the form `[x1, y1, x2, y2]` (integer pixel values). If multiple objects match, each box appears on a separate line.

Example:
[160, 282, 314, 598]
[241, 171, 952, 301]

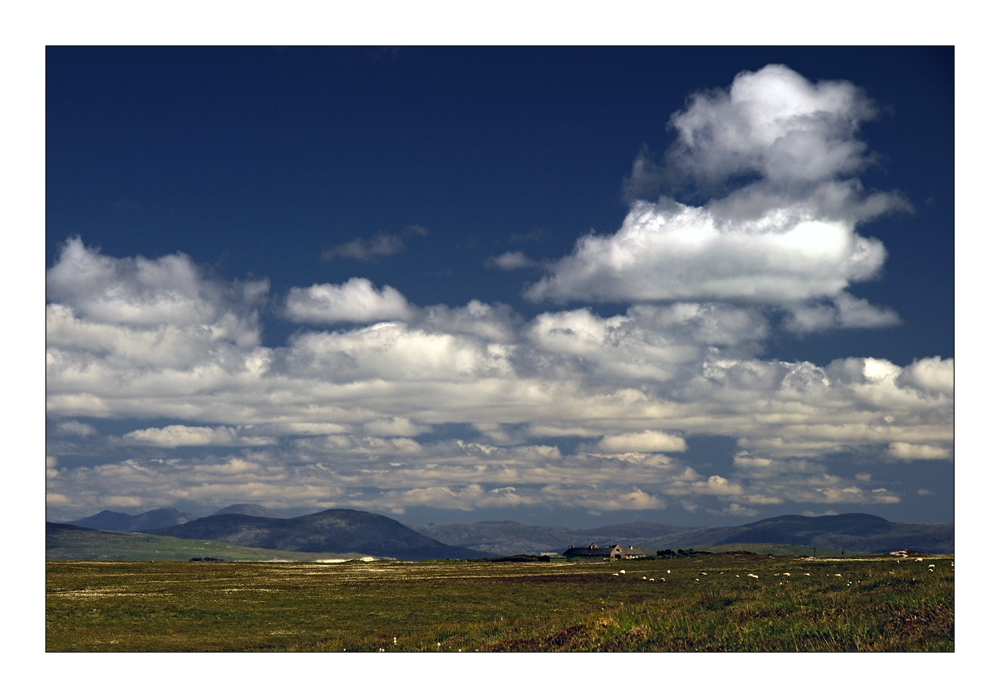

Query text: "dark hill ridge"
[414, 514, 954, 556]
[210, 503, 284, 518]
[150, 509, 489, 561]
[706, 514, 953, 554]
[68, 507, 197, 532]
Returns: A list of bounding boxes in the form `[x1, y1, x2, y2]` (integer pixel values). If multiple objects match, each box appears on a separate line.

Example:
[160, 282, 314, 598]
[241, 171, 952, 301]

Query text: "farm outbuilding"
[564, 543, 623, 559]
[563, 543, 647, 560]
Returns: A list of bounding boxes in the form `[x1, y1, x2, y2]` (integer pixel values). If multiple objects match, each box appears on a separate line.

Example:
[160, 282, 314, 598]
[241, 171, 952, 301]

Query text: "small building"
[619, 545, 646, 559]
[564, 542, 623, 559]
[563, 543, 648, 560]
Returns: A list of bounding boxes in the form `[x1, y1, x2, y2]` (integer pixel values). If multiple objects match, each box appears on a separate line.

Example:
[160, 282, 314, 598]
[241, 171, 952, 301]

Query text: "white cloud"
[56, 420, 97, 437]
[526, 198, 889, 305]
[528, 65, 908, 311]
[286, 278, 413, 323]
[47, 237, 264, 338]
[783, 293, 901, 333]
[122, 425, 276, 447]
[667, 64, 877, 185]
[595, 430, 687, 453]
[887, 442, 953, 460]
[897, 356, 954, 397]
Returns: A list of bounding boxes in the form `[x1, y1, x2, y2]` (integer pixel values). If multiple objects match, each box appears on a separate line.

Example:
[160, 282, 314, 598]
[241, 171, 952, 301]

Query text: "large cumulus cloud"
[526, 65, 910, 330]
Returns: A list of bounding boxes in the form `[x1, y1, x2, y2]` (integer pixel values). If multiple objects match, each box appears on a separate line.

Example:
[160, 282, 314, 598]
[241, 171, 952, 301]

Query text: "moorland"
[46, 552, 953, 652]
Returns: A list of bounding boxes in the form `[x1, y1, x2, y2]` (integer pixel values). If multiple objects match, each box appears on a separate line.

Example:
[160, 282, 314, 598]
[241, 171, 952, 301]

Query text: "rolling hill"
[210, 503, 284, 518]
[67, 507, 198, 532]
[149, 508, 489, 561]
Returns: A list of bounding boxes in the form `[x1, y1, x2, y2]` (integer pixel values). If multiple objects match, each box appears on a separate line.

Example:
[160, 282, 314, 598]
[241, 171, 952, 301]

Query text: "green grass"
[46, 526, 374, 562]
[46, 553, 953, 652]
[696, 543, 860, 557]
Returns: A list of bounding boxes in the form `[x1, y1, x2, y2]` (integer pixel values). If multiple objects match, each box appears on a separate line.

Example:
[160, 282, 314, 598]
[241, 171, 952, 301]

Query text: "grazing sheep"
[834, 573, 842, 577]
[613, 573, 619, 577]
[620, 570, 626, 574]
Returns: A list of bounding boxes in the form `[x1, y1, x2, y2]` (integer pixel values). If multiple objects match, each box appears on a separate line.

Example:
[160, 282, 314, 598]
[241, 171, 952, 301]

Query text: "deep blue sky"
[45, 47, 954, 527]
[47, 47, 953, 365]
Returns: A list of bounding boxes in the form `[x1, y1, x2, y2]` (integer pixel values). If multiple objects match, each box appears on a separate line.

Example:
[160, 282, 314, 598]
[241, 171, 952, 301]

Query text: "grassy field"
[46, 553, 953, 652]
[46, 525, 376, 562]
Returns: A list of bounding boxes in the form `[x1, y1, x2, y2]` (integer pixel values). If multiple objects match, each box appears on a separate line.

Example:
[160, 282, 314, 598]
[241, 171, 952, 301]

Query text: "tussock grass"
[46, 554, 953, 652]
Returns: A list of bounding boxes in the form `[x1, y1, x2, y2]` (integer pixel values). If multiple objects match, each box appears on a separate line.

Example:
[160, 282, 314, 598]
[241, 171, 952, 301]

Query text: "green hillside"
[46, 523, 375, 562]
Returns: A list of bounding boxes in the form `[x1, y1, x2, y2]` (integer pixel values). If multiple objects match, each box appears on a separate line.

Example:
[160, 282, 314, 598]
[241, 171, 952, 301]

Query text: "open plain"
[46, 553, 953, 652]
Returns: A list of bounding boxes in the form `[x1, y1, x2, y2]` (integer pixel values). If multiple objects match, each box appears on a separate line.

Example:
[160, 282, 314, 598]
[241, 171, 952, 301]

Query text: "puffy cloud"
[526, 198, 889, 305]
[56, 420, 97, 437]
[887, 442, 953, 460]
[121, 425, 276, 448]
[783, 293, 901, 334]
[594, 430, 687, 454]
[666, 64, 877, 185]
[419, 300, 520, 343]
[46, 237, 265, 338]
[529, 65, 909, 310]
[286, 278, 413, 323]
[897, 356, 954, 397]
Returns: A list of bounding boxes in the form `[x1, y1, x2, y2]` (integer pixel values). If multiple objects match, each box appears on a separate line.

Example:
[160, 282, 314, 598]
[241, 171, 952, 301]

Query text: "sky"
[44, 46, 955, 528]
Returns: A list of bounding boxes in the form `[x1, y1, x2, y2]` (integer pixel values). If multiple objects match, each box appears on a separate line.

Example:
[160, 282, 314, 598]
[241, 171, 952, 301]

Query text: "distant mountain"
[210, 503, 284, 518]
[703, 514, 954, 554]
[413, 521, 581, 555]
[150, 508, 490, 561]
[412, 514, 954, 556]
[68, 507, 198, 532]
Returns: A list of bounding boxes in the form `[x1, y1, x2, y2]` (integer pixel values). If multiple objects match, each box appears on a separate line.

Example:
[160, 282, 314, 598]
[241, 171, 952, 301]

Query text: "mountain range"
[414, 513, 954, 555]
[67, 504, 284, 531]
[54, 506, 954, 559]
[67, 507, 199, 532]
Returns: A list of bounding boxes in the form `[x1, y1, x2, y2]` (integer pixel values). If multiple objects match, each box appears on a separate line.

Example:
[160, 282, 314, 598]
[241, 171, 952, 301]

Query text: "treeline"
[656, 548, 708, 558]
